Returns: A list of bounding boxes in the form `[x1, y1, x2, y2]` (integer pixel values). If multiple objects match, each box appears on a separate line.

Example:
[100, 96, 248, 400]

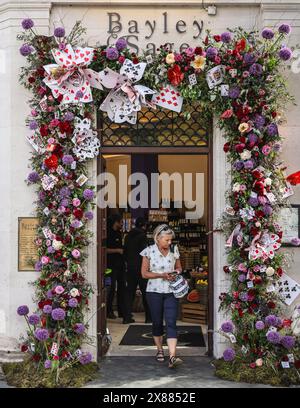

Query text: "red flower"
[282, 319, 292, 328]
[28, 77, 36, 84]
[223, 266, 230, 273]
[32, 354, 41, 362]
[73, 208, 84, 219]
[133, 57, 139, 64]
[223, 142, 231, 153]
[59, 121, 72, 134]
[277, 267, 283, 277]
[53, 355, 59, 360]
[40, 125, 49, 137]
[204, 36, 209, 45]
[249, 362, 256, 369]
[167, 64, 184, 86]
[221, 109, 233, 119]
[235, 38, 246, 52]
[213, 35, 221, 42]
[21, 344, 28, 352]
[61, 350, 69, 359]
[39, 279, 47, 287]
[267, 301, 276, 309]
[195, 47, 203, 55]
[295, 360, 300, 369]
[238, 309, 244, 317]
[44, 154, 59, 170]
[235, 143, 245, 153]
[286, 170, 300, 186]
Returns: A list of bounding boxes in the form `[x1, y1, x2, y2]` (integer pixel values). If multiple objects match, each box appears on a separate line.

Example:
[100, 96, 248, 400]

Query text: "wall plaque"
[18, 217, 39, 271]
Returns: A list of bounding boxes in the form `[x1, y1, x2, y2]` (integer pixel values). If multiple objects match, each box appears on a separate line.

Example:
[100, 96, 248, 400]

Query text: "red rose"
[271, 111, 277, 118]
[167, 64, 184, 86]
[53, 355, 59, 360]
[53, 144, 63, 158]
[195, 47, 203, 55]
[252, 169, 262, 179]
[21, 344, 28, 352]
[223, 266, 230, 273]
[238, 309, 244, 317]
[32, 354, 41, 362]
[40, 125, 49, 137]
[267, 301, 276, 309]
[254, 276, 262, 285]
[277, 267, 283, 277]
[28, 77, 36, 84]
[73, 208, 84, 219]
[61, 350, 69, 359]
[282, 319, 292, 328]
[240, 221, 246, 228]
[133, 57, 139, 64]
[213, 35, 221, 42]
[223, 142, 231, 153]
[235, 38, 246, 52]
[255, 210, 265, 218]
[39, 279, 47, 287]
[59, 121, 72, 134]
[235, 143, 245, 153]
[44, 154, 58, 170]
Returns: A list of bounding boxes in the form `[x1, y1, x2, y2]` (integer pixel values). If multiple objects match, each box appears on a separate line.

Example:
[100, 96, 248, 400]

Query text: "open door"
[97, 154, 108, 359]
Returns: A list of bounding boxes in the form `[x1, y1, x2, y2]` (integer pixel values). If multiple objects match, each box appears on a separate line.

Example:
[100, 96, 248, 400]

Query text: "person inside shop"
[106, 213, 134, 324]
[140, 224, 183, 369]
[124, 217, 152, 324]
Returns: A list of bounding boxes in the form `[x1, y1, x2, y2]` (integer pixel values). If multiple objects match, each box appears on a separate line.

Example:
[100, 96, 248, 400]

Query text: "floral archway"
[16, 18, 300, 385]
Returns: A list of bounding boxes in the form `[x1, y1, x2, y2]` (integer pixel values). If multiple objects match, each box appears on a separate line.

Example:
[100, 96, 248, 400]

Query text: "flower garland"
[17, 18, 299, 379]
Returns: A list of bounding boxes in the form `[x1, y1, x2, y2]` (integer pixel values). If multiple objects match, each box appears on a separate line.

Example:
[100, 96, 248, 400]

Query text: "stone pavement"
[84, 356, 273, 388]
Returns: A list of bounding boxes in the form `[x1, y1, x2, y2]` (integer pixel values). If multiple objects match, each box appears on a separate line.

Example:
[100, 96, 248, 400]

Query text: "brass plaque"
[18, 217, 39, 271]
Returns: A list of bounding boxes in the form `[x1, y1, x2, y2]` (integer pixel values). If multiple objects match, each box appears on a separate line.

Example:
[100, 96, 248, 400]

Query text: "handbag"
[169, 274, 189, 298]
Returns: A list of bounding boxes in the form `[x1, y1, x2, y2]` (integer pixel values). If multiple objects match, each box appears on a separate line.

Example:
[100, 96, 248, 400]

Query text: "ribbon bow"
[99, 59, 156, 124]
[246, 231, 281, 261]
[43, 44, 103, 103]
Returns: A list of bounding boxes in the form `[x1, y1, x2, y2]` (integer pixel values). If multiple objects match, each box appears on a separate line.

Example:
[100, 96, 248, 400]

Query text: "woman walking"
[140, 224, 183, 368]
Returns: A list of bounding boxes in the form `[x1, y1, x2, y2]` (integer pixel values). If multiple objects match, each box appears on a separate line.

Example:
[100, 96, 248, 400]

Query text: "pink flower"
[72, 198, 81, 207]
[214, 56, 221, 64]
[54, 285, 65, 295]
[249, 362, 256, 369]
[47, 138, 55, 145]
[240, 184, 247, 191]
[221, 109, 233, 119]
[238, 263, 247, 272]
[185, 47, 195, 57]
[174, 53, 183, 62]
[41, 256, 50, 264]
[262, 145, 271, 155]
[72, 249, 81, 258]
[118, 55, 125, 63]
[242, 71, 249, 78]
[49, 119, 60, 128]
[31, 109, 38, 117]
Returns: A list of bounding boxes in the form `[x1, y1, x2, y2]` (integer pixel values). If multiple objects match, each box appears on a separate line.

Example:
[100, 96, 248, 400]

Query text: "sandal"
[168, 356, 183, 368]
[156, 349, 165, 362]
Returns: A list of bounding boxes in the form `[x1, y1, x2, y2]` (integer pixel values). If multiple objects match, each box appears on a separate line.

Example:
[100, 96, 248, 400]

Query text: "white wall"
[1, 0, 300, 359]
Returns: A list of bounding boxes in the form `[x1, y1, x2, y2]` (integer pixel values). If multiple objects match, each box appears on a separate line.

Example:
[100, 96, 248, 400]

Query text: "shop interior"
[103, 154, 209, 356]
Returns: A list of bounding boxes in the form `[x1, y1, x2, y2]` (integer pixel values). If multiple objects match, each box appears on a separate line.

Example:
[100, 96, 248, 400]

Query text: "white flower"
[64, 270, 71, 277]
[232, 183, 240, 192]
[52, 239, 63, 251]
[255, 221, 261, 228]
[240, 150, 252, 160]
[264, 178, 272, 186]
[70, 288, 79, 297]
[266, 267, 275, 277]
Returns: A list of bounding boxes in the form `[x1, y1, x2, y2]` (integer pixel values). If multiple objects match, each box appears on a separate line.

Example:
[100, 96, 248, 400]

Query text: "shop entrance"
[96, 105, 213, 360]
[97, 150, 213, 359]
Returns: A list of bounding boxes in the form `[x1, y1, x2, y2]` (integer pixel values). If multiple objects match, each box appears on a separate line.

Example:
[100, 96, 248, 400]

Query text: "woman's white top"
[140, 244, 180, 293]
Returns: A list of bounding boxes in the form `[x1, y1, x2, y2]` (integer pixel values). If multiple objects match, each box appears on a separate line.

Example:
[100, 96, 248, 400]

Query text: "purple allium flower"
[60, 198, 69, 207]
[206, 47, 218, 60]
[255, 320, 265, 330]
[22, 18, 34, 30]
[27, 171, 40, 183]
[17, 305, 29, 316]
[79, 352, 93, 365]
[248, 132, 258, 144]
[265, 315, 278, 327]
[221, 321, 234, 333]
[291, 237, 300, 246]
[29, 120, 38, 130]
[278, 24, 291, 35]
[266, 123, 278, 137]
[84, 211, 94, 220]
[46, 290, 54, 299]
[106, 47, 119, 60]
[263, 204, 273, 216]
[248, 197, 259, 207]
[281, 335, 295, 349]
[262, 28, 274, 39]
[279, 47, 292, 61]
[234, 160, 244, 171]
[34, 328, 49, 341]
[76, 90, 84, 99]
[62, 155, 74, 165]
[20, 44, 33, 57]
[51, 308, 66, 321]
[34, 261, 43, 272]
[267, 331, 281, 344]
[43, 305, 52, 314]
[54, 27, 65, 38]
[244, 160, 254, 170]
[115, 38, 127, 51]
[71, 220, 82, 229]
[39, 191, 46, 201]
[220, 32, 232, 43]
[74, 323, 85, 334]
[59, 187, 71, 198]
[238, 274, 246, 283]
[83, 189, 94, 200]
[228, 87, 240, 99]
[253, 114, 266, 129]
[68, 298, 78, 308]
[64, 111, 74, 121]
[44, 360, 52, 369]
[243, 53, 257, 65]
[223, 348, 235, 362]
[239, 292, 248, 302]
[47, 246, 55, 254]
[28, 314, 40, 325]
[249, 63, 263, 76]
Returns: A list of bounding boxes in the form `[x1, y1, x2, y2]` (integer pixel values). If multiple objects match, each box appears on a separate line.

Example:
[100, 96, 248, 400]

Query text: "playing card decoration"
[72, 117, 100, 162]
[151, 85, 183, 113]
[43, 44, 103, 104]
[99, 59, 156, 124]
[291, 305, 300, 335]
[225, 224, 243, 248]
[206, 65, 225, 89]
[247, 230, 281, 261]
[277, 273, 300, 306]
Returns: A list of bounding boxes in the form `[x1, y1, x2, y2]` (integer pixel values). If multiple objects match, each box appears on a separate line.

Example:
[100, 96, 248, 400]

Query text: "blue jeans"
[146, 292, 179, 339]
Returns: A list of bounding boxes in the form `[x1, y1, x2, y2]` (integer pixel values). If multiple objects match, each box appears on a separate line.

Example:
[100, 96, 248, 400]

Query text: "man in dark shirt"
[124, 217, 152, 323]
[106, 214, 133, 324]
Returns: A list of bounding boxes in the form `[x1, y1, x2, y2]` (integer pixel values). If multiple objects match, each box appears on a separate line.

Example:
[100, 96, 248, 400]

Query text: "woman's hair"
[153, 224, 175, 244]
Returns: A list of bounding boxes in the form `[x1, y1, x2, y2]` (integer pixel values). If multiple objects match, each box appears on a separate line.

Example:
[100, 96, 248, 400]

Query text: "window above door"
[97, 104, 210, 147]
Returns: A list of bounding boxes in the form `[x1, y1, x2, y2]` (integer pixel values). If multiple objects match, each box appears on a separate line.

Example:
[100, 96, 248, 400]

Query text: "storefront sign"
[18, 217, 39, 271]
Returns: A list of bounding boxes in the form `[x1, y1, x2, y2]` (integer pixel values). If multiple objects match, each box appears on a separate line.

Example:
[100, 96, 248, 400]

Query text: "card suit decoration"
[277, 273, 300, 306]
[72, 116, 100, 162]
[206, 65, 225, 89]
[247, 230, 281, 261]
[286, 170, 300, 186]
[99, 59, 156, 124]
[43, 44, 103, 104]
[151, 85, 183, 113]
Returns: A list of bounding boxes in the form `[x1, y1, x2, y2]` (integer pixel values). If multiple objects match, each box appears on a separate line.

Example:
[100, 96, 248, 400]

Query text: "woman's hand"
[161, 272, 172, 281]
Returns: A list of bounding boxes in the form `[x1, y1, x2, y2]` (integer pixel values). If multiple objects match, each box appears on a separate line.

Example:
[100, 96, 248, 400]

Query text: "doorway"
[97, 151, 213, 358]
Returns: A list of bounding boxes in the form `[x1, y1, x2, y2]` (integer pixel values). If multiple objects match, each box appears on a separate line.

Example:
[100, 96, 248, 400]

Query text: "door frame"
[97, 145, 214, 358]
